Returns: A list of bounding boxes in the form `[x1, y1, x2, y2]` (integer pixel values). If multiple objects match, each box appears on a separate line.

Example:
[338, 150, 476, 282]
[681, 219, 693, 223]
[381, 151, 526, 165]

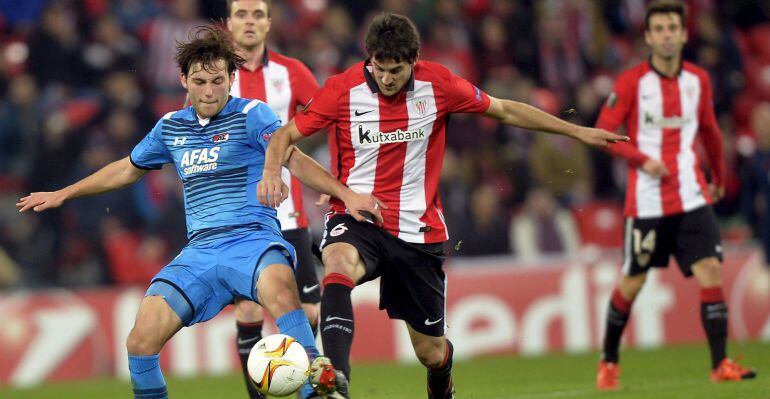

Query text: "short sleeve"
[294, 78, 339, 136]
[444, 72, 490, 114]
[290, 61, 320, 107]
[246, 100, 283, 152]
[130, 118, 172, 170]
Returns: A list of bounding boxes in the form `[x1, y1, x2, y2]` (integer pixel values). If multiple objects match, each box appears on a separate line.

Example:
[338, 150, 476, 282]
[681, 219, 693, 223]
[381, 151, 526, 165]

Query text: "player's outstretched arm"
[483, 96, 629, 147]
[17, 156, 148, 213]
[259, 119, 306, 208]
[284, 146, 386, 225]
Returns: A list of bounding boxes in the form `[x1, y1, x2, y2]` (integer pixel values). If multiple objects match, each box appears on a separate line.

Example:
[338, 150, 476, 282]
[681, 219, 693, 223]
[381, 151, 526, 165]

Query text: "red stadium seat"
[153, 94, 187, 118]
[747, 24, 770, 62]
[62, 98, 101, 130]
[571, 201, 624, 248]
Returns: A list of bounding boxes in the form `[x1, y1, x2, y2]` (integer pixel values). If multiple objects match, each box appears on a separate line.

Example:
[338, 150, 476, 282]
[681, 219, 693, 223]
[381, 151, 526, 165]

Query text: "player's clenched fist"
[340, 192, 387, 226]
[17, 191, 67, 213]
[257, 171, 288, 208]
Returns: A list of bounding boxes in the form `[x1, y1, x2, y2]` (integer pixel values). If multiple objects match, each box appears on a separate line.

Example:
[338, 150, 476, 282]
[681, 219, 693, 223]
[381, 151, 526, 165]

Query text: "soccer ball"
[247, 334, 311, 396]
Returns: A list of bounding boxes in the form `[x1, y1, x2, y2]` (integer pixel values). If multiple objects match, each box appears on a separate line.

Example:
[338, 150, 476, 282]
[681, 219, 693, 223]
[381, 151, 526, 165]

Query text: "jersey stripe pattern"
[295, 60, 490, 243]
[231, 50, 319, 230]
[596, 61, 724, 218]
[130, 97, 282, 241]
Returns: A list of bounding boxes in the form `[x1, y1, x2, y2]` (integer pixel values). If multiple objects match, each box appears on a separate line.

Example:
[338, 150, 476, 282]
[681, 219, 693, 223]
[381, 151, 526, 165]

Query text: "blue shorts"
[145, 227, 296, 326]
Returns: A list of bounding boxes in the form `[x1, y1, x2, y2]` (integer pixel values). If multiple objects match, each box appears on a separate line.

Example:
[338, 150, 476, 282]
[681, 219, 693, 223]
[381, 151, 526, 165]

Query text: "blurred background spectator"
[510, 187, 580, 261]
[1, 0, 769, 288]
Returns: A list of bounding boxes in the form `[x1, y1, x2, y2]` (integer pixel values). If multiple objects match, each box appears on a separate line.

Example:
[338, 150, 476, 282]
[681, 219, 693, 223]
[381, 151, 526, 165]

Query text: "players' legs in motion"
[234, 300, 267, 399]
[255, 249, 322, 398]
[597, 272, 647, 390]
[407, 325, 454, 399]
[691, 257, 756, 381]
[126, 296, 184, 399]
[234, 301, 319, 399]
[319, 242, 367, 381]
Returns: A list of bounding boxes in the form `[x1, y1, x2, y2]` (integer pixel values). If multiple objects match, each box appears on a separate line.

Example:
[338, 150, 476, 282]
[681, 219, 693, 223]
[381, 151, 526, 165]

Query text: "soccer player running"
[16, 26, 379, 399]
[594, 0, 756, 390]
[258, 13, 626, 398]
[224, 2, 326, 398]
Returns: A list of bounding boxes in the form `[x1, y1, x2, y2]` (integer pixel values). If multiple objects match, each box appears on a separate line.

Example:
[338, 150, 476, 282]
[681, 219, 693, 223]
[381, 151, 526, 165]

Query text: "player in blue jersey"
[16, 26, 379, 399]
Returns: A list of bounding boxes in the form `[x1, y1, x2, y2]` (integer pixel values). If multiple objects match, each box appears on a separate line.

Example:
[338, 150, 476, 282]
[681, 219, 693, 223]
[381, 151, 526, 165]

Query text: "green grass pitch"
[4, 341, 768, 398]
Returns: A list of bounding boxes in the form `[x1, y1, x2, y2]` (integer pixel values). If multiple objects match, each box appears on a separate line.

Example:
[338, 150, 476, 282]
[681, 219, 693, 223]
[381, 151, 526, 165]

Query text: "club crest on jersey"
[212, 133, 229, 143]
[413, 98, 429, 116]
[685, 85, 697, 100]
[272, 79, 285, 92]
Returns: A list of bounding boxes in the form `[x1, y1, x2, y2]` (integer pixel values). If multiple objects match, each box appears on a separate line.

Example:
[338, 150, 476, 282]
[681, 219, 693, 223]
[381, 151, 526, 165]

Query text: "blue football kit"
[130, 96, 296, 326]
[127, 96, 320, 399]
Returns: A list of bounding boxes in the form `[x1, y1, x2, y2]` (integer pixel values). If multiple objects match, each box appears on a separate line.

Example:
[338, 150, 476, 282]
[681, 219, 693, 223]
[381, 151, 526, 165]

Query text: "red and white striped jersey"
[596, 60, 724, 219]
[231, 49, 319, 230]
[294, 60, 490, 243]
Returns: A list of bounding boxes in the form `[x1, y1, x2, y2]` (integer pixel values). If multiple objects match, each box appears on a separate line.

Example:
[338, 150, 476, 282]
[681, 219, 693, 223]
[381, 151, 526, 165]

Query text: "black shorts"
[321, 215, 447, 337]
[283, 228, 321, 304]
[623, 205, 723, 277]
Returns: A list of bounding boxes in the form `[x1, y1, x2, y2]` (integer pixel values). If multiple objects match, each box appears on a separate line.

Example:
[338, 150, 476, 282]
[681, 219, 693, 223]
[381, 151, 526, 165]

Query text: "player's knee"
[413, 338, 446, 369]
[126, 326, 162, 356]
[322, 250, 356, 278]
[694, 258, 722, 285]
[620, 275, 647, 298]
[235, 300, 263, 323]
[267, 284, 302, 315]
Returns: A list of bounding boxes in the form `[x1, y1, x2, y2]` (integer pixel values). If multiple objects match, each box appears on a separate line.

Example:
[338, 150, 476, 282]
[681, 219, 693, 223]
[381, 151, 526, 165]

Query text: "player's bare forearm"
[259, 120, 307, 207]
[65, 157, 147, 199]
[484, 97, 628, 147]
[264, 120, 303, 177]
[486, 98, 579, 135]
[17, 157, 147, 212]
[285, 147, 386, 224]
[285, 146, 345, 200]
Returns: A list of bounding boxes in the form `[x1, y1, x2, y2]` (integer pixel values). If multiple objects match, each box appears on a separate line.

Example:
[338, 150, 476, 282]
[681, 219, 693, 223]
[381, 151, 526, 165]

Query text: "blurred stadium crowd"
[0, 0, 770, 288]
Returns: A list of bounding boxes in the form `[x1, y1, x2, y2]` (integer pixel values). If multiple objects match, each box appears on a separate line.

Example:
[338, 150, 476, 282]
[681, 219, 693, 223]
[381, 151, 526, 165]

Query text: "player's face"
[645, 13, 687, 60]
[181, 59, 233, 119]
[370, 57, 414, 97]
[227, 0, 271, 50]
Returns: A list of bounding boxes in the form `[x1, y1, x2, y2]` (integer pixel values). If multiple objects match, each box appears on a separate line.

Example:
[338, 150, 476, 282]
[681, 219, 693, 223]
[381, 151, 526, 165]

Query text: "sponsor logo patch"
[180, 146, 220, 175]
[355, 124, 426, 146]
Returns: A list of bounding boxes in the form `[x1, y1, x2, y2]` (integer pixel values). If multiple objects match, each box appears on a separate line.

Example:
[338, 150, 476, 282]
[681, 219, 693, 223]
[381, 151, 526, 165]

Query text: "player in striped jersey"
[258, 13, 626, 399]
[594, 0, 755, 390]
[16, 26, 378, 399]
[224, 2, 326, 398]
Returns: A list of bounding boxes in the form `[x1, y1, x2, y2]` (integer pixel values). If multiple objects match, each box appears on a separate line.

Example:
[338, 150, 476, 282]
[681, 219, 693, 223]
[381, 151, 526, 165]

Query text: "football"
[247, 334, 311, 396]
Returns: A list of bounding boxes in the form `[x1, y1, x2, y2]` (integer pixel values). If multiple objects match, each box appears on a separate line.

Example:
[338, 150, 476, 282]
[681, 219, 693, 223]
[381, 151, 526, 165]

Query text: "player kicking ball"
[16, 26, 379, 399]
[259, 13, 626, 398]
[595, 0, 756, 390]
[223, 2, 327, 398]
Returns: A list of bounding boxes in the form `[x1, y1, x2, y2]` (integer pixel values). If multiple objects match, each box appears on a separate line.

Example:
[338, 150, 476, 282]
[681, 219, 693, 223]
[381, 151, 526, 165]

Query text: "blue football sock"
[276, 309, 319, 398]
[128, 354, 168, 399]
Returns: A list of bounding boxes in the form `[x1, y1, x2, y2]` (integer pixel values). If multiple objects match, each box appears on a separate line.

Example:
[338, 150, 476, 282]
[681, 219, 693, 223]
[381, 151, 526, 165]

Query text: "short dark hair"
[365, 13, 420, 64]
[645, 0, 687, 30]
[227, 0, 271, 17]
[175, 25, 245, 76]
